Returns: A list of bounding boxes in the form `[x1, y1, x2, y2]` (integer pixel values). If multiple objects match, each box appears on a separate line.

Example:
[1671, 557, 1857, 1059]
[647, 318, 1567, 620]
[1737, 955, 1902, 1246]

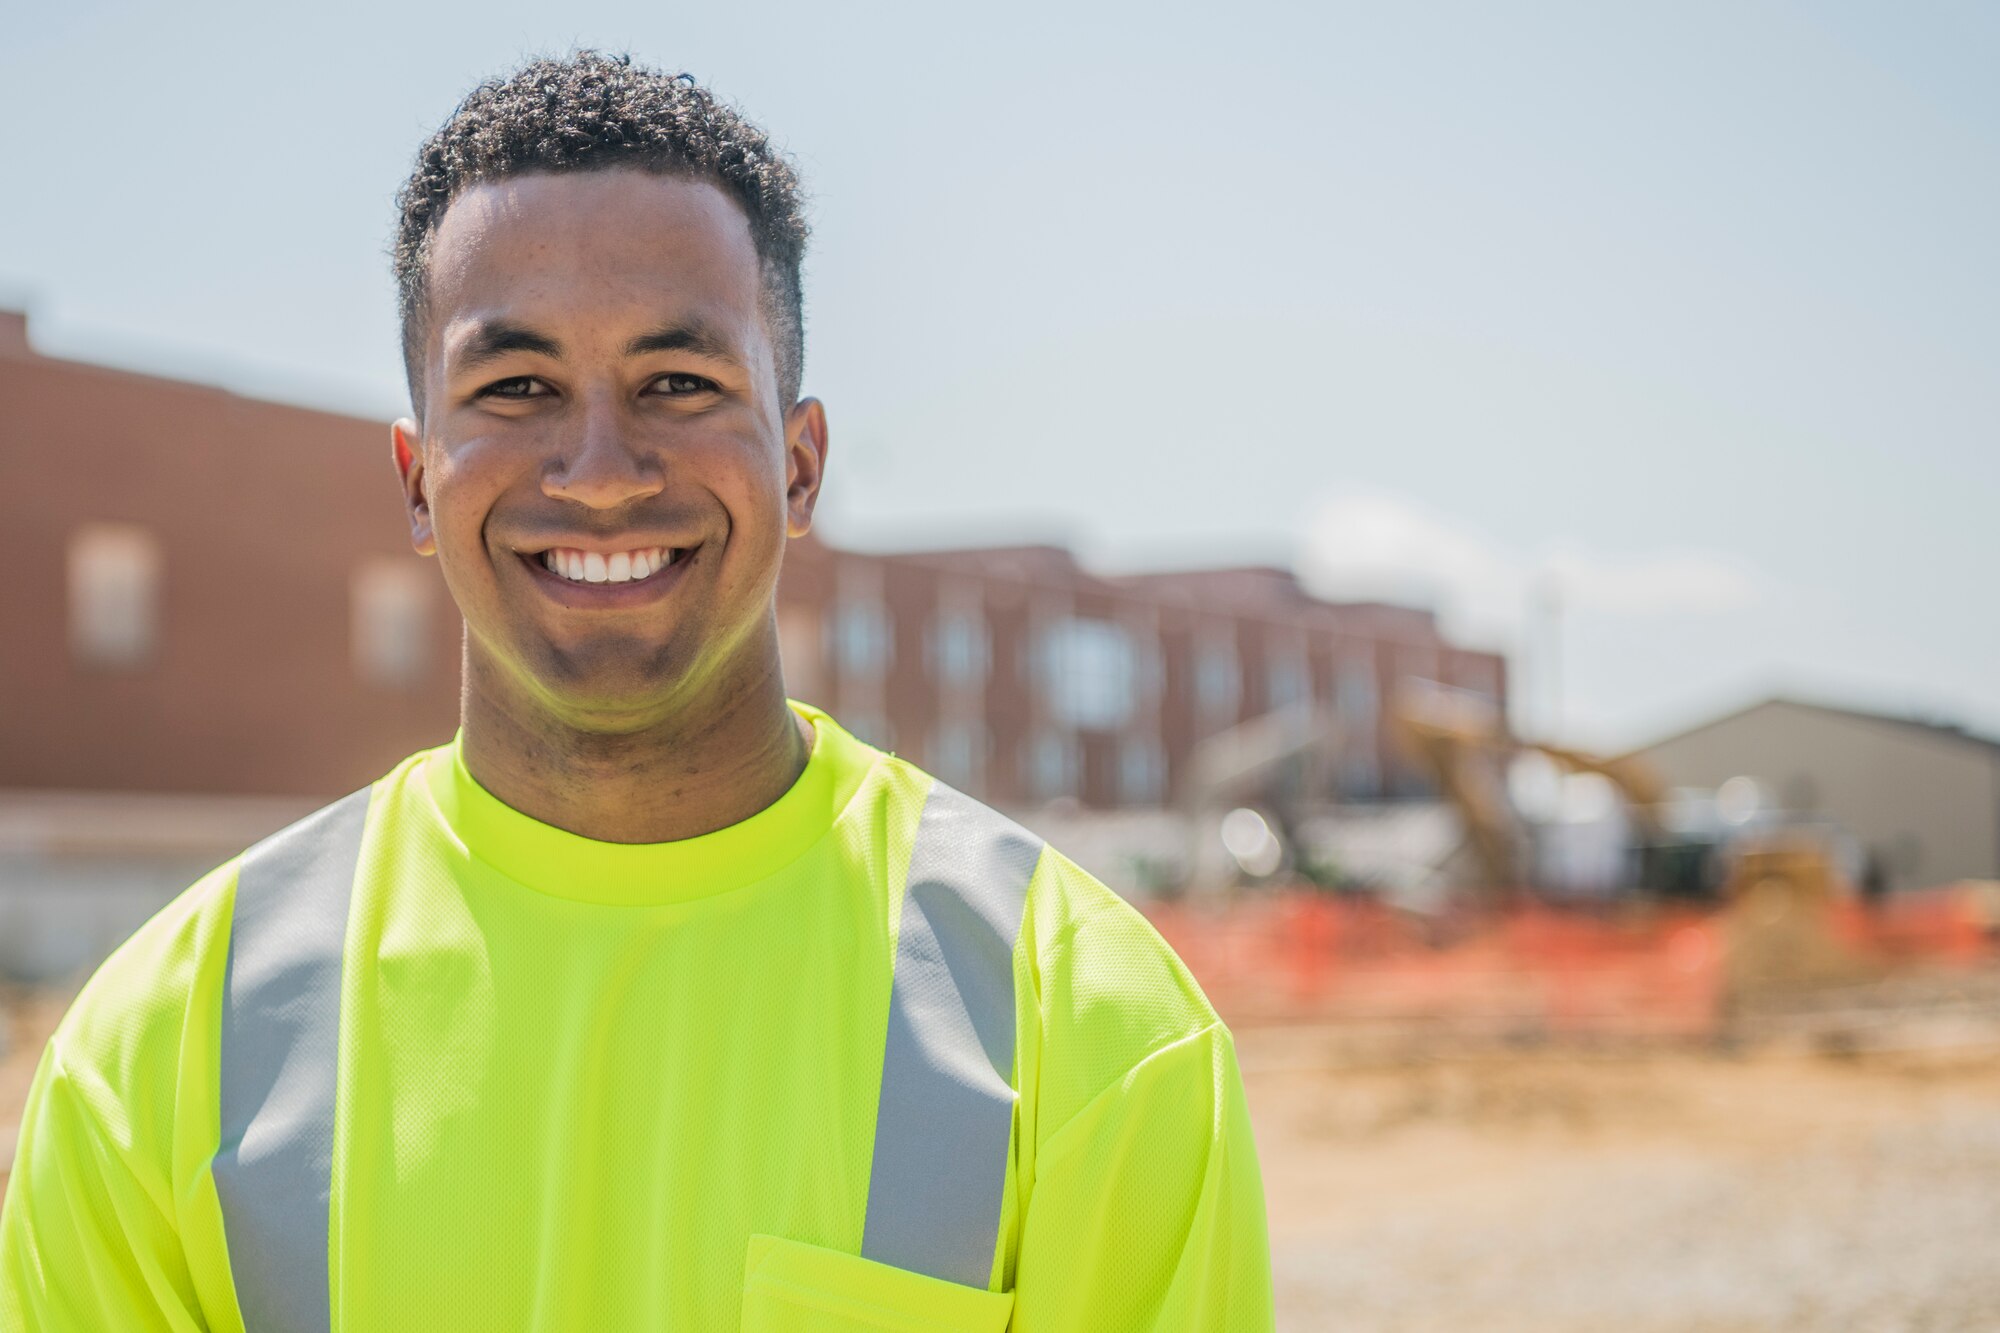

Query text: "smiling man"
[0, 52, 1273, 1331]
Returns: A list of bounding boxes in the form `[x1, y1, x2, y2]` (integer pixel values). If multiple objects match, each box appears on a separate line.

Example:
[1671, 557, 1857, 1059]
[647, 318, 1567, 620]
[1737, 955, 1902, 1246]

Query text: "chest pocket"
[740, 1235, 1014, 1332]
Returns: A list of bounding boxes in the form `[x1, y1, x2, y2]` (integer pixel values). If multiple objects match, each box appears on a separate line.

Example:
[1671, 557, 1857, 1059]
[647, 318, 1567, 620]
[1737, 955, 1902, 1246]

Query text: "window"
[1195, 638, 1240, 720]
[1336, 660, 1379, 727]
[351, 558, 435, 687]
[1266, 651, 1310, 712]
[929, 719, 987, 791]
[829, 600, 892, 678]
[1023, 729, 1080, 803]
[1334, 659, 1381, 798]
[927, 610, 989, 687]
[1118, 736, 1167, 805]
[844, 711, 894, 751]
[1132, 628, 1165, 704]
[69, 524, 161, 668]
[777, 607, 822, 702]
[1036, 617, 1135, 731]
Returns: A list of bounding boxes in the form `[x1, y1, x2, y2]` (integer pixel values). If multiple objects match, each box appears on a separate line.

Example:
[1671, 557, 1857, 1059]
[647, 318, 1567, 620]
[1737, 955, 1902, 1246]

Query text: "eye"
[653, 372, 718, 395]
[479, 376, 547, 400]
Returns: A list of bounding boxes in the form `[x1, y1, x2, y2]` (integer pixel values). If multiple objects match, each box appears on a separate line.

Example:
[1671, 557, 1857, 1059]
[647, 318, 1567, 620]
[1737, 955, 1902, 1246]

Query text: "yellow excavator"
[1388, 679, 1676, 901]
[1388, 679, 1864, 994]
[1388, 679, 1828, 899]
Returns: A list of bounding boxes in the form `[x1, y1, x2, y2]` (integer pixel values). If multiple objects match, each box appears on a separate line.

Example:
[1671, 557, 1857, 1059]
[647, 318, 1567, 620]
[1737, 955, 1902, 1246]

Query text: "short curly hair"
[393, 51, 809, 417]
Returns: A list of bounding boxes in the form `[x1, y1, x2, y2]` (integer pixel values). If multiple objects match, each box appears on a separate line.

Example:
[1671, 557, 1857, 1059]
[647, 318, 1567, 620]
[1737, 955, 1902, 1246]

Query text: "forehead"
[426, 169, 763, 336]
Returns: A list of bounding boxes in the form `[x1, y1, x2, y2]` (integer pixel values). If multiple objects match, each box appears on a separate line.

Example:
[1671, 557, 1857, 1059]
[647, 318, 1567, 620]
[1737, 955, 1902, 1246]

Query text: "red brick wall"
[0, 338, 459, 797]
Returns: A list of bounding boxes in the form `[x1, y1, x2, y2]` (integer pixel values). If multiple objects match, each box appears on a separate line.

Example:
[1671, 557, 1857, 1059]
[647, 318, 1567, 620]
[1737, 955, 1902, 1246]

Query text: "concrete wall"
[0, 854, 219, 984]
[0, 789, 316, 983]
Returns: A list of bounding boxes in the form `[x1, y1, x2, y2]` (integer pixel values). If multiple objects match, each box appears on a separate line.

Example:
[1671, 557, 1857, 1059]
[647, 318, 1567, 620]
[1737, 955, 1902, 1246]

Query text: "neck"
[457, 642, 812, 845]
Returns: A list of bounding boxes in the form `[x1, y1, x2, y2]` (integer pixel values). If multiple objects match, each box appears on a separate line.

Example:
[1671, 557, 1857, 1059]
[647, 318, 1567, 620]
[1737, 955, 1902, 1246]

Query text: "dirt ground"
[1242, 1023, 2000, 1331]
[9, 991, 2000, 1329]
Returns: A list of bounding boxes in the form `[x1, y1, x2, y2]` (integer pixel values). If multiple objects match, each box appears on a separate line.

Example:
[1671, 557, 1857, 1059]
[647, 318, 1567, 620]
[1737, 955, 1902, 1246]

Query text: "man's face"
[392, 169, 826, 730]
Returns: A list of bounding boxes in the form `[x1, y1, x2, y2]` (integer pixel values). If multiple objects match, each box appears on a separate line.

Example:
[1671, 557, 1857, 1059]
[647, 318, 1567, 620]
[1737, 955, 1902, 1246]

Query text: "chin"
[535, 681, 697, 734]
[478, 611, 765, 726]
[511, 636, 698, 722]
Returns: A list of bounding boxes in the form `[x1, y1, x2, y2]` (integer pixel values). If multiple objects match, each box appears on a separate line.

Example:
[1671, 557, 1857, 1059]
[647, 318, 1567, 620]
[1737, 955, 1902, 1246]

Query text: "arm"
[1010, 1022, 1274, 1331]
[0, 1040, 209, 1332]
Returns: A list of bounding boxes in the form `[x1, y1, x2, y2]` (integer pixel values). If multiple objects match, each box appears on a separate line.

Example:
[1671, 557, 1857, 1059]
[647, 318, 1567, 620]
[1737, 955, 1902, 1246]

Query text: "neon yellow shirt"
[1, 704, 1272, 1330]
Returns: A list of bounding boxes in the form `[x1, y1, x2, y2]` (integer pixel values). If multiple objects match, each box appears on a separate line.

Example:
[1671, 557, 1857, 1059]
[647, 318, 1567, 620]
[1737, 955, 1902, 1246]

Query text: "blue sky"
[4, 1, 1994, 750]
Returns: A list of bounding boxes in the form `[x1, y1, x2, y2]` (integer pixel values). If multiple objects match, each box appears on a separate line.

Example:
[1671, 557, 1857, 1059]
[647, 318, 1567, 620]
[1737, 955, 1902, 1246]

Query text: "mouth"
[517, 542, 699, 608]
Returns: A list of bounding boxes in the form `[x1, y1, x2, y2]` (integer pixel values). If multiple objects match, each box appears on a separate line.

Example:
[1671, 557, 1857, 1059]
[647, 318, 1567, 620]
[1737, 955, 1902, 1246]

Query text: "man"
[0, 52, 1273, 1330]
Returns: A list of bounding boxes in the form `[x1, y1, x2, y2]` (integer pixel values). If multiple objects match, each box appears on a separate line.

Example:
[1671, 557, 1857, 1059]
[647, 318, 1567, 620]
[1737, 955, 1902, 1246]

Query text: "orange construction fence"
[1142, 883, 2000, 1039]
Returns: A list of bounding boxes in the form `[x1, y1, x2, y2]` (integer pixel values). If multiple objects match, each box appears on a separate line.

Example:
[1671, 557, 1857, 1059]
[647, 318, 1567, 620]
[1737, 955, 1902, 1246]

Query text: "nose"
[542, 395, 666, 510]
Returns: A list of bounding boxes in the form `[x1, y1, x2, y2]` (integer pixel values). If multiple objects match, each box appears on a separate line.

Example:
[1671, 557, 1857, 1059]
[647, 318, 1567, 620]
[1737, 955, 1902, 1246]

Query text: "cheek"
[429, 442, 515, 547]
[694, 442, 788, 599]
[694, 433, 787, 519]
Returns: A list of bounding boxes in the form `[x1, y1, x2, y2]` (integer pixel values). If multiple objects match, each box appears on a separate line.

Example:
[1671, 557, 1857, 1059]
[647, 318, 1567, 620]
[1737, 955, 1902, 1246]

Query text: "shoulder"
[1018, 843, 1224, 1127]
[45, 768, 398, 1132]
[805, 725, 1227, 1119]
[868, 747, 1223, 1131]
[44, 856, 238, 1140]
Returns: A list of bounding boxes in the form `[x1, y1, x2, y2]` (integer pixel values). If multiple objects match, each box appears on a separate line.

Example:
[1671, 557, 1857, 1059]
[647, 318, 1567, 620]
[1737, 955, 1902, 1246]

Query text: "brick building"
[780, 546, 1505, 810]
[0, 308, 1505, 809]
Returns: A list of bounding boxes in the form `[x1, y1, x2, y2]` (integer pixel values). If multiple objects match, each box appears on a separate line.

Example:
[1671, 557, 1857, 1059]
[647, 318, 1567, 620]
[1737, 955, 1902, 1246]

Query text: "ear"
[390, 418, 437, 557]
[782, 397, 829, 538]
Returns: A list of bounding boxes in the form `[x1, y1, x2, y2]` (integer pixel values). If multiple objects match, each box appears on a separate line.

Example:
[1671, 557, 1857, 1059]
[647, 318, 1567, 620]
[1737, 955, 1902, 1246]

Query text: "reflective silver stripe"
[861, 780, 1043, 1288]
[214, 786, 370, 1333]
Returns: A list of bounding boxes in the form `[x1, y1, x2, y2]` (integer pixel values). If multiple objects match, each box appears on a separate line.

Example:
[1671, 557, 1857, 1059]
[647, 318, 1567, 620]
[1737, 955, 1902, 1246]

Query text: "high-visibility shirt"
[0, 702, 1273, 1331]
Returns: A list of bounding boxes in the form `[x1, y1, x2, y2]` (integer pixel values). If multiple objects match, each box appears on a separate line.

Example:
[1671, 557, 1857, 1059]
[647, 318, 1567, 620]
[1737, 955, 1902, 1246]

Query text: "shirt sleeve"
[1009, 1020, 1275, 1331]
[0, 1039, 209, 1332]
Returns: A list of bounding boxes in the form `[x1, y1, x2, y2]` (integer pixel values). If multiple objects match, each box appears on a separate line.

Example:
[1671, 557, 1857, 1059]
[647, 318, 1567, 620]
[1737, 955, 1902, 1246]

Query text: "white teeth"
[540, 546, 679, 585]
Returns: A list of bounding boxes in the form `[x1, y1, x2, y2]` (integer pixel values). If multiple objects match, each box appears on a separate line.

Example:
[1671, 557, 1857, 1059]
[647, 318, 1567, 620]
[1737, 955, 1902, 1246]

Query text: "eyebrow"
[622, 321, 743, 367]
[451, 320, 563, 370]
[448, 318, 745, 372]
